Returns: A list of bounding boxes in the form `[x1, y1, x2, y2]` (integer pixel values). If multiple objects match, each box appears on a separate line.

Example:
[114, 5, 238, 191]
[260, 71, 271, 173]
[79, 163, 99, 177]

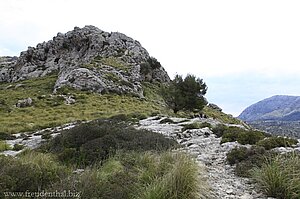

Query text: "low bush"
[256, 136, 298, 150]
[128, 112, 148, 120]
[199, 122, 212, 128]
[226, 146, 269, 177]
[221, 127, 267, 145]
[160, 118, 176, 124]
[211, 124, 228, 137]
[0, 141, 11, 152]
[49, 151, 210, 199]
[226, 147, 248, 165]
[252, 154, 300, 198]
[49, 159, 133, 199]
[13, 144, 25, 151]
[109, 113, 147, 123]
[182, 122, 211, 132]
[41, 133, 52, 140]
[109, 114, 133, 122]
[0, 151, 69, 195]
[134, 152, 209, 199]
[0, 132, 16, 140]
[42, 119, 178, 166]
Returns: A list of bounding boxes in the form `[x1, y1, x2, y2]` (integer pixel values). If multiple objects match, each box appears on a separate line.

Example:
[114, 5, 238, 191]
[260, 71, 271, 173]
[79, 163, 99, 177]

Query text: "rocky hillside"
[239, 95, 300, 138]
[0, 25, 170, 97]
[239, 95, 300, 121]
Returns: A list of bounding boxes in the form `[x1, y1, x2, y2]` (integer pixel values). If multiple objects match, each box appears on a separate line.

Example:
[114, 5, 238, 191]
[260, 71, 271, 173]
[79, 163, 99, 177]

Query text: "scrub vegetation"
[0, 118, 209, 199]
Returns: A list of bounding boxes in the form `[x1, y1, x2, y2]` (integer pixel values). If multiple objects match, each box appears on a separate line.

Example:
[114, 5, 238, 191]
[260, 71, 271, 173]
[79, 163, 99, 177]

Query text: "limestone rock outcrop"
[0, 26, 170, 97]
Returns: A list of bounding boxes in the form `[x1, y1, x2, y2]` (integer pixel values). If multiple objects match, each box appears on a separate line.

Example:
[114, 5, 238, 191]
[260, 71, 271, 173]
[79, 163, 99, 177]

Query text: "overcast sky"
[1, 0, 300, 116]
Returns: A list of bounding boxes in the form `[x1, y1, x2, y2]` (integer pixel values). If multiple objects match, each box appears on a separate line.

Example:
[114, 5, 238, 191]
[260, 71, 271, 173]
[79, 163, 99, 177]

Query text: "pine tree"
[162, 74, 207, 113]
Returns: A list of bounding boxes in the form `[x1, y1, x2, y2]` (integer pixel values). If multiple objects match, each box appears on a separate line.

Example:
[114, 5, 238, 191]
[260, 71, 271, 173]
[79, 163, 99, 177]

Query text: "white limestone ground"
[139, 116, 270, 199]
[0, 122, 77, 156]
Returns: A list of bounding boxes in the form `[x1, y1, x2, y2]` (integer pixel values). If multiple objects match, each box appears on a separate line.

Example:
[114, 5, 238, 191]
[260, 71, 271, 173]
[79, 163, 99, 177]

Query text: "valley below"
[248, 120, 300, 139]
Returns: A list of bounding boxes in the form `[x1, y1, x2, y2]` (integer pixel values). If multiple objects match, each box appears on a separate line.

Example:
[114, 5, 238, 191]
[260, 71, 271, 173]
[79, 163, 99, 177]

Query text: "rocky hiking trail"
[138, 116, 268, 199]
[1, 116, 274, 198]
[0, 122, 77, 156]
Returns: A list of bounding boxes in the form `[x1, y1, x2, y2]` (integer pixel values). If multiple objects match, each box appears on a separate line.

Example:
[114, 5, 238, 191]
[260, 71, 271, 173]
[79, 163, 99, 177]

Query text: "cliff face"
[0, 25, 170, 97]
[239, 95, 300, 121]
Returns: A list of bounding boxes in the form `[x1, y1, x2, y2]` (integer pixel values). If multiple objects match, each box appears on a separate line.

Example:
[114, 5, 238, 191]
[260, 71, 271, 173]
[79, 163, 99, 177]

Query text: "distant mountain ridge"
[238, 95, 300, 121]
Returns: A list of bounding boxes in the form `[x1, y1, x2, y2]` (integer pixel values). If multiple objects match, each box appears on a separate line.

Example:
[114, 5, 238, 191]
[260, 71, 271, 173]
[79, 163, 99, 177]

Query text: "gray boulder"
[16, 98, 33, 108]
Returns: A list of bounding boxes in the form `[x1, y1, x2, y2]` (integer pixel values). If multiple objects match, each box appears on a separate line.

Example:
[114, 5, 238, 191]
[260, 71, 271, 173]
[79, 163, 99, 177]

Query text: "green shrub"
[160, 118, 176, 124]
[128, 112, 148, 120]
[0, 151, 69, 195]
[237, 130, 267, 145]
[221, 127, 267, 145]
[0, 141, 11, 152]
[140, 57, 161, 76]
[134, 152, 209, 199]
[256, 136, 298, 150]
[226, 147, 248, 165]
[182, 122, 211, 132]
[109, 114, 133, 122]
[227, 146, 269, 177]
[252, 154, 300, 198]
[13, 144, 25, 151]
[235, 146, 268, 177]
[0, 132, 16, 140]
[49, 160, 133, 199]
[211, 124, 228, 137]
[227, 146, 267, 165]
[49, 151, 209, 199]
[199, 122, 212, 128]
[41, 133, 52, 140]
[43, 119, 178, 166]
[109, 113, 147, 123]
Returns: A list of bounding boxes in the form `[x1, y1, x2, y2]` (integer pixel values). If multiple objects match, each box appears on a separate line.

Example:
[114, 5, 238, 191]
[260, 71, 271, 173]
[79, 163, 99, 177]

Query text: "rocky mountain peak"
[0, 25, 170, 97]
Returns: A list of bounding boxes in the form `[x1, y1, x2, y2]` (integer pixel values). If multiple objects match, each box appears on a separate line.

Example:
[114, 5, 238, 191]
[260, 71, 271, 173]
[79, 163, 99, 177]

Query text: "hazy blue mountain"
[238, 95, 300, 121]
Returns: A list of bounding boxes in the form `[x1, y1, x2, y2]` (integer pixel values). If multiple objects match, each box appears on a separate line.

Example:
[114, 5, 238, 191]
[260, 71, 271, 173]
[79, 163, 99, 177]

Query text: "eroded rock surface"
[0, 122, 77, 156]
[0, 26, 170, 97]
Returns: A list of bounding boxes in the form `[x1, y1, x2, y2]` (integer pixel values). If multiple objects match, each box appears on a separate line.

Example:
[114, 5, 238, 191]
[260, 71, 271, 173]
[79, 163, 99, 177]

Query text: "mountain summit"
[238, 95, 300, 121]
[0, 25, 170, 97]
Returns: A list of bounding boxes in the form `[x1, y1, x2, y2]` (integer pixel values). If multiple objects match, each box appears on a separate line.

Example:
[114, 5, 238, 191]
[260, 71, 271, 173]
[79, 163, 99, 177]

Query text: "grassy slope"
[0, 75, 169, 134]
[203, 106, 244, 125]
[0, 72, 244, 134]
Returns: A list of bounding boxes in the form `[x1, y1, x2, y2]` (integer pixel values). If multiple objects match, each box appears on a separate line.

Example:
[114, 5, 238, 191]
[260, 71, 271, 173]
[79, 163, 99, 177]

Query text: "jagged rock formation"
[239, 95, 300, 121]
[0, 26, 170, 97]
[0, 56, 18, 82]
